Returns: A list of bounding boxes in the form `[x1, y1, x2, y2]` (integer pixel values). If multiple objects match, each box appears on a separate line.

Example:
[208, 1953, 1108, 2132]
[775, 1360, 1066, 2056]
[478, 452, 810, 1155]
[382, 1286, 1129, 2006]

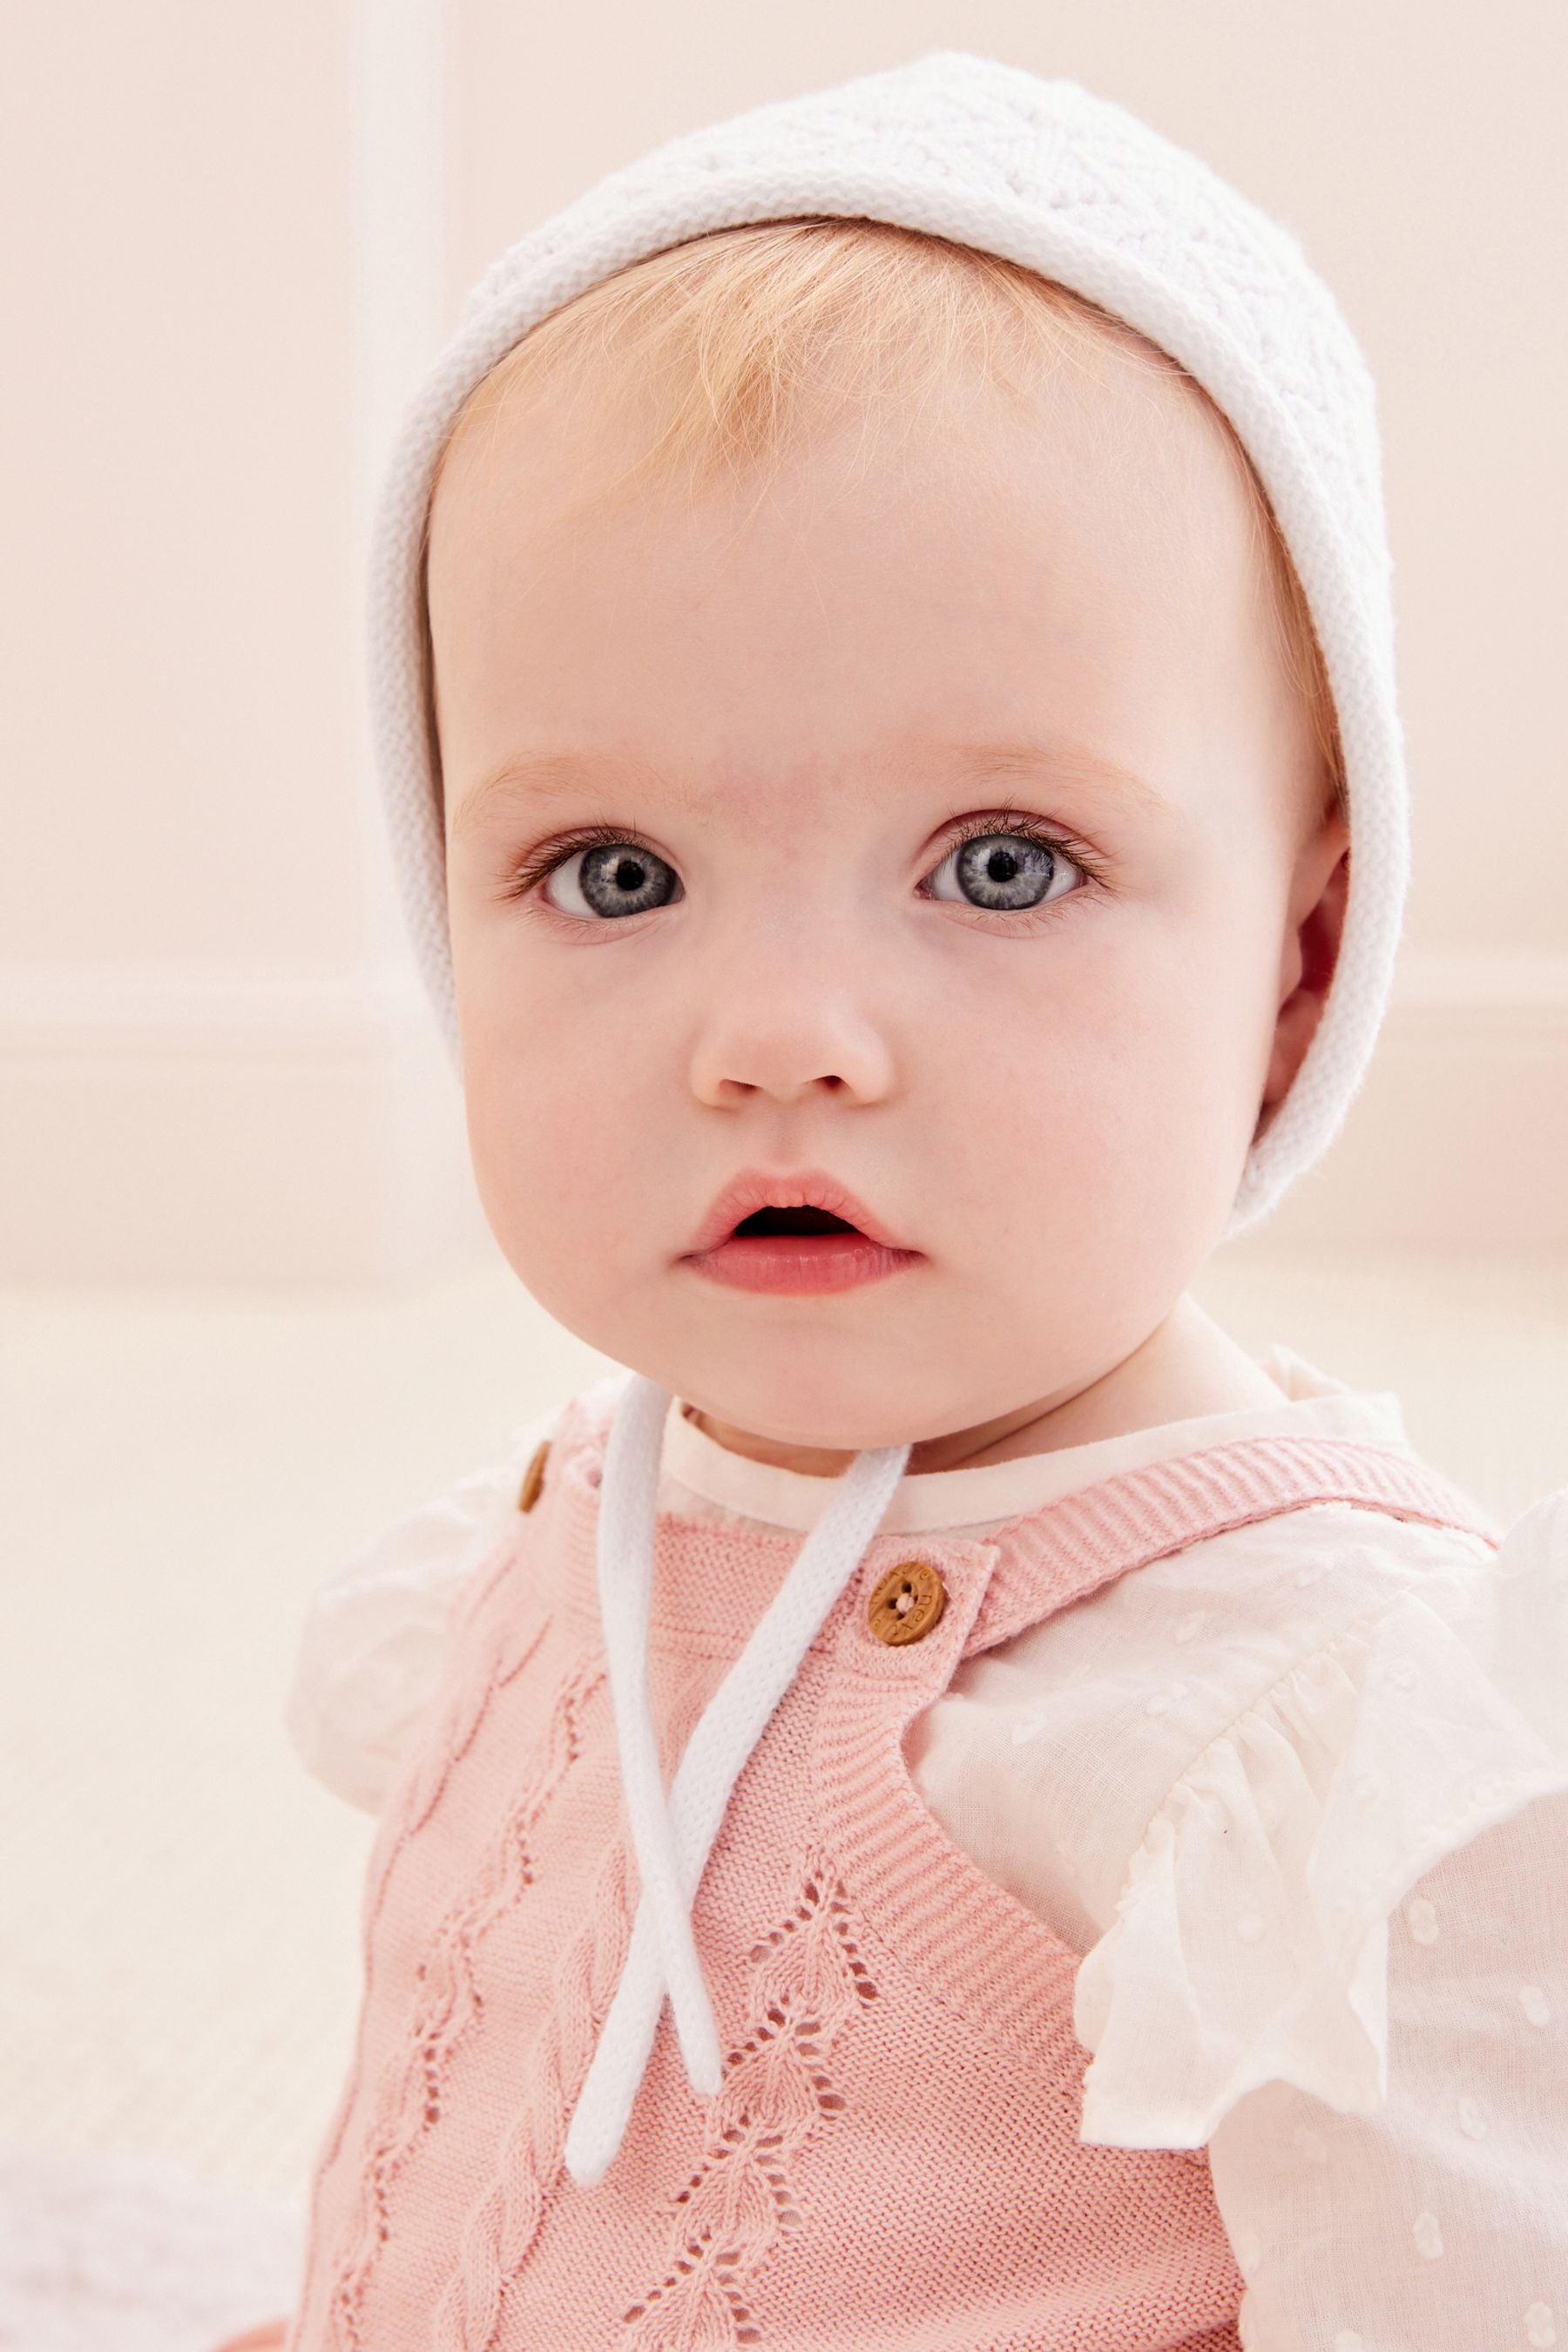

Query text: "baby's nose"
[687, 986, 896, 1109]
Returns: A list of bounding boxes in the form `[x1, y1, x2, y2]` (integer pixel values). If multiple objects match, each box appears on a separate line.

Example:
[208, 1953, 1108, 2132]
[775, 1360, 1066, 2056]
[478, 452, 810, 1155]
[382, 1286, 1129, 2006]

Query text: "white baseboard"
[0, 968, 490, 1286]
[3, 954, 1565, 1284]
[1249, 952, 1568, 1252]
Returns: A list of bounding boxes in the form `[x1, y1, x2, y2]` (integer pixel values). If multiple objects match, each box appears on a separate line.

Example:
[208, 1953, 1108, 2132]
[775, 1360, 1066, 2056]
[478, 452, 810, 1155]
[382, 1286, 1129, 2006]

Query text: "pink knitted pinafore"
[287, 1389, 1498, 2352]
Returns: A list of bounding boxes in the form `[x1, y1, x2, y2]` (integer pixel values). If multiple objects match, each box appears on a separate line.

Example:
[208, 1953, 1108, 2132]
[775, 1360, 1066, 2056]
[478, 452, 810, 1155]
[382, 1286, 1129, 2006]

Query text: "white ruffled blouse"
[286, 1347, 1568, 2352]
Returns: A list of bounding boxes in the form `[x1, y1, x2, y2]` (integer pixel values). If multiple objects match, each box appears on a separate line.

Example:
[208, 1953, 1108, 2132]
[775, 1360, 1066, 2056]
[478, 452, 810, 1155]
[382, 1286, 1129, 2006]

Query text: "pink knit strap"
[965, 1434, 1502, 1659]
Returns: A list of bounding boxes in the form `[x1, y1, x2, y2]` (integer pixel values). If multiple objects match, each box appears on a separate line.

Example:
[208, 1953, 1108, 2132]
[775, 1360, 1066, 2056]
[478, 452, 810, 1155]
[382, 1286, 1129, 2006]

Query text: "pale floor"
[3, 1245, 1566, 2221]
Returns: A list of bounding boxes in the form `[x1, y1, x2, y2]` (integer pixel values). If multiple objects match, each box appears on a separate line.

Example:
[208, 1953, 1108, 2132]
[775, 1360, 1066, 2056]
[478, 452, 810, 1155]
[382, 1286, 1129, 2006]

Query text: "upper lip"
[683, 1168, 908, 1256]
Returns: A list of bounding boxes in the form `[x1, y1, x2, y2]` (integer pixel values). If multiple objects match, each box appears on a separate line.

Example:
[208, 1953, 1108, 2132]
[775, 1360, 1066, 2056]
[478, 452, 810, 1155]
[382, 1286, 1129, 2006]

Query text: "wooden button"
[867, 1559, 947, 1646]
[517, 1440, 550, 1513]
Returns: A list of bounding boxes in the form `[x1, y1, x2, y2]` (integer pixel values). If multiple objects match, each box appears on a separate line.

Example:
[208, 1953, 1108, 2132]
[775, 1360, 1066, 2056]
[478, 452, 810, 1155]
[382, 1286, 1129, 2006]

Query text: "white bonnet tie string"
[584, 1373, 719, 2096]
[564, 1372, 909, 2188]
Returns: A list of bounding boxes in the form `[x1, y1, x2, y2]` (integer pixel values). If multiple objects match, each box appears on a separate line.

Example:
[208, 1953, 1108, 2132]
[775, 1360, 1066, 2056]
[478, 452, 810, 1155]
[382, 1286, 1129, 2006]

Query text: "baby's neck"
[687, 1293, 1286, 1477]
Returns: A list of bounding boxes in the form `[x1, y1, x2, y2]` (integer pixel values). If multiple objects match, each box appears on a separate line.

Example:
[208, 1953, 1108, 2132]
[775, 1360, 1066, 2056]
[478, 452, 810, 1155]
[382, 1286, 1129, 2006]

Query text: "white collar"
[662, 1346, 1408, 1537]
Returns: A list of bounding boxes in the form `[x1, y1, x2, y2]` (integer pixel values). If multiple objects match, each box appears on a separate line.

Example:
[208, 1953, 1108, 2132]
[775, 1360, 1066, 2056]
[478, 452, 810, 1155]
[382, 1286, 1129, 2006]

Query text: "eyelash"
[922, 809, 1110, 904]
[500, 821, 663, 904]
[497, 808, 1111, 914]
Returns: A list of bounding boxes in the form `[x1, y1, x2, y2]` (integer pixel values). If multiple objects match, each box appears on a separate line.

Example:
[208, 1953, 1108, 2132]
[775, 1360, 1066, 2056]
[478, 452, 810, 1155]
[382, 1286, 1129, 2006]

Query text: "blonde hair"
[426, 217, 1346, 825]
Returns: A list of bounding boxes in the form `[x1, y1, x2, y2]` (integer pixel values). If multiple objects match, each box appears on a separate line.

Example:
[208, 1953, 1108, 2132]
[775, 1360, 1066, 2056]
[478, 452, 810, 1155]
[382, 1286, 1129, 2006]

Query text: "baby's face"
[428, 342, 1338, 1450]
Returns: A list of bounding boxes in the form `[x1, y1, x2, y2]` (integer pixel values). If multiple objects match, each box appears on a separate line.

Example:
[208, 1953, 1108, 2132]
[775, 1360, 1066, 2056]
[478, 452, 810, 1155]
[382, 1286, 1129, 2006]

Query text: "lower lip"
[683, 1231, 923, 1295]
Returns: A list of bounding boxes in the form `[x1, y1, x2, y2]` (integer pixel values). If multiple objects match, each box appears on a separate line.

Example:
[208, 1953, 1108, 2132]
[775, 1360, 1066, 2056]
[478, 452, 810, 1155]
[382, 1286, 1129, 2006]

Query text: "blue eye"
[927, 831, 1081, 912]
[545, 840, 681, 919]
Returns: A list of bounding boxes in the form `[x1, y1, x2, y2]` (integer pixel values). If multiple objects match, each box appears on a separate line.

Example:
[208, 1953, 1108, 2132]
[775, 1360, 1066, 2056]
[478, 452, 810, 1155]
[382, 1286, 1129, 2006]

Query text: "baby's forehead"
[430, 326, 1257, 619]
[429, 370, 1325, 867]
[425, 242, 1333, 850]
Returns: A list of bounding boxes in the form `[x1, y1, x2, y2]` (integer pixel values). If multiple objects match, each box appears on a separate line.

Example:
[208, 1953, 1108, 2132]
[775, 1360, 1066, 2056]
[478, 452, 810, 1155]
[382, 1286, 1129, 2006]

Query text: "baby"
[263, 52, 1568, 2352]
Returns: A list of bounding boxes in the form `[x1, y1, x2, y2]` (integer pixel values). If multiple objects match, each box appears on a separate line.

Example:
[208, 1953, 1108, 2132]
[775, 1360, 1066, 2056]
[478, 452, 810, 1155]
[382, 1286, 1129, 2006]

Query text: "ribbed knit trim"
[546, 1400, 1500, 1667]
[963, 1434, 1501, 1657]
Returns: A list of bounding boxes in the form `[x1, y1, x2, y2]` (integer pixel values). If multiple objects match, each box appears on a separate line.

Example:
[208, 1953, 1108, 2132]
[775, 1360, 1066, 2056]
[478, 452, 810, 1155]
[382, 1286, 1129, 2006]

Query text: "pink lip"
[680, 1168, 924, 1296]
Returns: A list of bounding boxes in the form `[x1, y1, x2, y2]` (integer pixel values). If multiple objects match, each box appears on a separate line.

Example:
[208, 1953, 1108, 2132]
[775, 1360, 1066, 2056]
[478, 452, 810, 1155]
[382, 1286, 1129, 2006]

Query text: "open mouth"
[684, 1174, 922, 1296]
[730, 1206, 862, 1239]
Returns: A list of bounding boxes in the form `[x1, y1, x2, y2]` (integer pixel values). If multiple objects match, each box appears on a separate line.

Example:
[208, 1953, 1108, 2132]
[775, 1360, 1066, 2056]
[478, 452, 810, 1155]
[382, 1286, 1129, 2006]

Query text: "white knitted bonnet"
[368, 48, 1405, 1238]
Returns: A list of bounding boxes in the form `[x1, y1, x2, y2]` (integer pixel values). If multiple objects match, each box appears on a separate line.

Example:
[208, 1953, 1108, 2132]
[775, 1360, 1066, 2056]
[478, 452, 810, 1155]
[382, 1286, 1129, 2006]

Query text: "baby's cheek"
[460, 1018, 643, 1300]
[1081, 982, 1264, 1255]
[954, 960, 1251, 1255]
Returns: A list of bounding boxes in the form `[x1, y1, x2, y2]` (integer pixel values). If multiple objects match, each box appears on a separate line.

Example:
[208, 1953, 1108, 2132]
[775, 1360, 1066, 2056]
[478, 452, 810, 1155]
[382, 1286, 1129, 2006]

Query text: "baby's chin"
[636, 1333, 1060, 1460]
[511, 1250, 1096, 1456]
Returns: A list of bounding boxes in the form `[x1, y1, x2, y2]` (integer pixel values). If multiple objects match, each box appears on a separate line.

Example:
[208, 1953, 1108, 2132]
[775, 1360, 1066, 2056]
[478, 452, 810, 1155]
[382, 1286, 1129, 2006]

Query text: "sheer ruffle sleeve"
[1071, 1490, 1568, 2152]
[282, 1410, 557, 1814]
[1206, 1786, 1568, 2349]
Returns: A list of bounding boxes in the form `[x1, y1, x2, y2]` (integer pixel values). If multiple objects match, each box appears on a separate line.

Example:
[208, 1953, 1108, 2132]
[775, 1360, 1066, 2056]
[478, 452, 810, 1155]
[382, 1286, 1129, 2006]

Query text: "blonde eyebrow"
[928, 738, 1169, 816]
[449, 736, 1166, 841]
[449, 750, 671, 842]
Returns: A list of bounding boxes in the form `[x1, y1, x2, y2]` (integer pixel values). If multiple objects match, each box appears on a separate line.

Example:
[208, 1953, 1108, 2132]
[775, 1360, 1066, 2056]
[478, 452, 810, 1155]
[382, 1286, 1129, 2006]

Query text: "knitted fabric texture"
[283, 1392, 1497, 2351]
[566, 1375, 911, 2185]
[367, 48, 1407, 1238]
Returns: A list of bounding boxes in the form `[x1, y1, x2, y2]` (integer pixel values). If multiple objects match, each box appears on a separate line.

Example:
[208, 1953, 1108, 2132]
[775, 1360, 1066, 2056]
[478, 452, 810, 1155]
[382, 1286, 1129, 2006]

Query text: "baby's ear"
[1254, 808, 1351, 1137]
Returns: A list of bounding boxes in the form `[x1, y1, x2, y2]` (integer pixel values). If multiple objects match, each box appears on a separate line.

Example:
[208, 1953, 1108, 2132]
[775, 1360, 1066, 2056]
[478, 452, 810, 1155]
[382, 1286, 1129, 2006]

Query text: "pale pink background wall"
[4, 0, 1565, 1281]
